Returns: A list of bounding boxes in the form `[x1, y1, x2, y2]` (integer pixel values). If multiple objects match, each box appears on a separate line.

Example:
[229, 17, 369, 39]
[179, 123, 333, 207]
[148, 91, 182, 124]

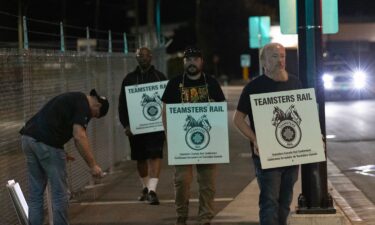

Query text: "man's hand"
[125, 126, 133, 136]
[233, 110, 259, 156]
[253, 141, 260, 156]
[90, 164, 104, 178]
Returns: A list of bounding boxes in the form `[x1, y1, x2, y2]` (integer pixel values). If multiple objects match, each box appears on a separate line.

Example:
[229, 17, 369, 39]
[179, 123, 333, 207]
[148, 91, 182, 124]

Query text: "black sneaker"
[138, 187, 148, 201]
[147, 190, 160, 205]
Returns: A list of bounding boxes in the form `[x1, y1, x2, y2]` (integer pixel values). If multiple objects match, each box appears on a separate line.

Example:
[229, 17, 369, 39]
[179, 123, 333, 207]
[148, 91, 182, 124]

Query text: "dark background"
[1, 0, 374, 79]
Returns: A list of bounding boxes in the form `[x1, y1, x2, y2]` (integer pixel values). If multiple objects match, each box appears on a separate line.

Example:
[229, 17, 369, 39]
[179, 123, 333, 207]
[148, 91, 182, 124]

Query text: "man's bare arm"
[73, 124, 103, 177]
[233, 110, 259, 156]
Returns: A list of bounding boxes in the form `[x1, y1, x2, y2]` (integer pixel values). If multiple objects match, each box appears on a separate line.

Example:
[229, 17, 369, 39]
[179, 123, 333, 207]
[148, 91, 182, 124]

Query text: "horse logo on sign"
[141, 92, 162, 121]
[183, 115, 211, 151]
[272, 105, 302, 149]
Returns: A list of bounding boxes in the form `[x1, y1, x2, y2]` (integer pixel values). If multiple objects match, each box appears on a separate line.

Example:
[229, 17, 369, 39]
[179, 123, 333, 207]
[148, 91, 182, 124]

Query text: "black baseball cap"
[183, 46, 202, 58]
[90, 89, 109, 118]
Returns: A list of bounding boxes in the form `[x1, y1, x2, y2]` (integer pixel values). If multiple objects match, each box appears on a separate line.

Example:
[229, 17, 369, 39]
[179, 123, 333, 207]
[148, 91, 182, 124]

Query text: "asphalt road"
[325, 100, 375, 204]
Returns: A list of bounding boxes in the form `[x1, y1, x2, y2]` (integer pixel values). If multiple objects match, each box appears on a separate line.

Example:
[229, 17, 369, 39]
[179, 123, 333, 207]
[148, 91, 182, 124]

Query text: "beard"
[278, 69, 288, 80]
[266, 66, 288, 81]
[273, 69, 288, 81]
[186, 65, 200, 75]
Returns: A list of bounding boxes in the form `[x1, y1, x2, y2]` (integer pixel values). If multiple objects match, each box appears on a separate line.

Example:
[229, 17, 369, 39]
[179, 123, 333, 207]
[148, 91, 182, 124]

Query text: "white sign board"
[250, 88, 326, 169]
[166, 102, 229, 165]
[125, 80, 168, 134]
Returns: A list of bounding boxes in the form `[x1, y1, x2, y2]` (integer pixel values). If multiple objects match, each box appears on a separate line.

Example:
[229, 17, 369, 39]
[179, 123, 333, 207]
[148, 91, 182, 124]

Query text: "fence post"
[108, 30, 112, 53]
[60, 22, 65, 53]
[123, 32, 128, 54]
[106, 53, 115, 173]
[86, 26, 90, 39]
[22, 16, 28, 50]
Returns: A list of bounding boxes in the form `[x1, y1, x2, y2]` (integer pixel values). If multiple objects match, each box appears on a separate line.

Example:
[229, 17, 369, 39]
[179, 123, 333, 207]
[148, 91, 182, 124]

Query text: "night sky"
[2, 0, 374, 32]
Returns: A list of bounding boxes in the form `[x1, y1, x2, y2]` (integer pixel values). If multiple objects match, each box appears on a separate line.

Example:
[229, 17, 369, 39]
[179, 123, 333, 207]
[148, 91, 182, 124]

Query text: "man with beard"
[161, 46, 225, 225]
[118, 47, 167, 205]
[233, 43, 302, 225]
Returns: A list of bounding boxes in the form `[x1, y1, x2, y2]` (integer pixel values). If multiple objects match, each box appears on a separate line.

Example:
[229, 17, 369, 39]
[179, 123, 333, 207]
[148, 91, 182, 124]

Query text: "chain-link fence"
[0, 10, 163, 53]
[0, 47, 166, 225]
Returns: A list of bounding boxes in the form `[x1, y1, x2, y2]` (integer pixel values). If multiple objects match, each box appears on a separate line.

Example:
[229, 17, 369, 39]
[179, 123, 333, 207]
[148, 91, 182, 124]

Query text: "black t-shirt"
[236, 75, 301, 155]
[118, 66, 167, 143]
[20, 92, 91, 149]
[162, 73, 225, 103]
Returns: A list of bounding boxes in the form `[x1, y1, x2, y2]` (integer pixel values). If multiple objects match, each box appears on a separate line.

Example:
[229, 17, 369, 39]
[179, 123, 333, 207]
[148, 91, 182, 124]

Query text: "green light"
[249, 16, 271, 49]
[279, 0, 339, 34]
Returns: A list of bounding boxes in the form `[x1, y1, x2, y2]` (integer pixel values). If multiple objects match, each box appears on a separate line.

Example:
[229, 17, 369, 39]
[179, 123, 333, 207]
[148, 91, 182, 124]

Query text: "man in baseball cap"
[183, 46, 203, 58]
[90, 89, 109, 118]
[20, 89, 109, 225]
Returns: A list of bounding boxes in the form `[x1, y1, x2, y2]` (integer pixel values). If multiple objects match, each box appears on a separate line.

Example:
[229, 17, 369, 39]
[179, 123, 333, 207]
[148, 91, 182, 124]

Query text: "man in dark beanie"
[162, 46, 226, 225]
[20, 89, 109, 225]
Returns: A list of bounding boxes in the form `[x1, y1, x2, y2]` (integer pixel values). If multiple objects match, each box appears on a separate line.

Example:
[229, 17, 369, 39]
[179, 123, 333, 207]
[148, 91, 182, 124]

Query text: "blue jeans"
[253, 157, 298, 225]
[22, 136, 69, 225]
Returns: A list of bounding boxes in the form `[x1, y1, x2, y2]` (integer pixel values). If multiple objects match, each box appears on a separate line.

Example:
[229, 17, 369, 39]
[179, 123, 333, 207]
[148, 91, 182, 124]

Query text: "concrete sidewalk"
[212, 157, 375, 225]
[68, 157, 373, 225]
[211, 159, 352, 225]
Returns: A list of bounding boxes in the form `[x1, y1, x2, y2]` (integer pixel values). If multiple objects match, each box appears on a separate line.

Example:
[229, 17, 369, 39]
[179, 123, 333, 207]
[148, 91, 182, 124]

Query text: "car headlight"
[353, 70, 366, 89]
[323, 73, 333, 89]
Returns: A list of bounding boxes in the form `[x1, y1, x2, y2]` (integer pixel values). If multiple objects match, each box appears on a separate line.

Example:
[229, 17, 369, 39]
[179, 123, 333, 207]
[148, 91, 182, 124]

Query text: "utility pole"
[147, 0, 155, 47]
[296, 0, 335, 214]
[155, 0, 162, 45]
[147, 0, 155, 30]
[17, 0, 23, 50]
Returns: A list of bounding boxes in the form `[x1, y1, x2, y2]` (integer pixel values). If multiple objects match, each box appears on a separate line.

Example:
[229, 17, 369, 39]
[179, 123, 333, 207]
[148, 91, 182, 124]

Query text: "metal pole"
[86, 26, 90, 39]
[60, 22, 65, 53]
[156, 0, 162, 45]
[106, 46, 114, 173]
[258, 17, 263, 75]
[123, 32, 128, 54]
[18, 0, 23, 51]
[22, 16, 28, 50]
[296, 0, 335, 214]
[147, 0, 155, 29]
[108, 30, 112, 53]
